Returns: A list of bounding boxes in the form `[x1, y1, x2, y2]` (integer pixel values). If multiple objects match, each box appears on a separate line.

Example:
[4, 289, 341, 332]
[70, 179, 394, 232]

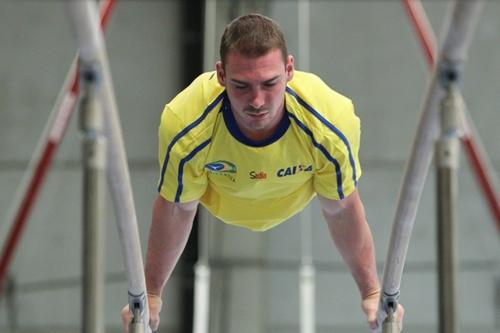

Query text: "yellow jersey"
[157, 71, 361, 231]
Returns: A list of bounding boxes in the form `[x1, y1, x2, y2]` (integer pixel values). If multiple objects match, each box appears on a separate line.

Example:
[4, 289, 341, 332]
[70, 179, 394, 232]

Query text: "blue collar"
[222, 96, 290, 147]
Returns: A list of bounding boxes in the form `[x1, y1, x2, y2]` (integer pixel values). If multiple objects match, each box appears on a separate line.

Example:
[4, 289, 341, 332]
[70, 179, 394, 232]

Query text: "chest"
[204, 124, 314, 195]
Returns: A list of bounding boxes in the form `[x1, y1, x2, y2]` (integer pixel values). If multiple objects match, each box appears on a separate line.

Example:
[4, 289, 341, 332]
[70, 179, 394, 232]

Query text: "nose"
[249, 87, 265, 109]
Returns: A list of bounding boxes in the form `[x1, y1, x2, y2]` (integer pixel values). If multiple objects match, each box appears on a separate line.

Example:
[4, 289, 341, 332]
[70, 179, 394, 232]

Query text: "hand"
[361, 290, 405, 332]
[121, 294, 163, 332]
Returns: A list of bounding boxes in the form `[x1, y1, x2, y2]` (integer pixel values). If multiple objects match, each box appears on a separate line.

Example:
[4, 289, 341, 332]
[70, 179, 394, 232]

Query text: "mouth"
[245, 110, 269, 119]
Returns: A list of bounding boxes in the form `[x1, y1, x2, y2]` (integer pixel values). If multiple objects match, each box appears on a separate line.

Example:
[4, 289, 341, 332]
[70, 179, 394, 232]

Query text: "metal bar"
[130, 306, 145, 333]
[299, 205, 315, 333]
[298, 1, 315, 332]
[377, 1, 485, 331]
[64, 2, 151, 333]
[300, 205, 315, 333]
[402, 0, 500, 232]
[299, 263, 315, 333]
[193, 207, 212, 333]
[192, 2, 217, 333]
[382, 306, 399, 333]
[80, 62, 107, 333]
[0, 0, 116, 296]
[202, 0, 217, 73]
[436, 84, 461, 333]
[193, 261, 211, 333]
[298, 0, 310, 72]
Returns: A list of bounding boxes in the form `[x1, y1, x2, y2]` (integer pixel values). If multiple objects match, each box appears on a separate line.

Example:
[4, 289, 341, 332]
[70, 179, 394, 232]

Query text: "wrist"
[147, 293, 163, 311]
[147, 293, 162, 303]
[362, 288, 380, 300]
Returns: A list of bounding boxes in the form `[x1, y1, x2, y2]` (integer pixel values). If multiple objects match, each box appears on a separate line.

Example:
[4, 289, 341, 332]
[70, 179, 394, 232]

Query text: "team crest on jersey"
[205, 160, 237, 182]
[277, 164, 313, 177]
[205, 160, 236, 173]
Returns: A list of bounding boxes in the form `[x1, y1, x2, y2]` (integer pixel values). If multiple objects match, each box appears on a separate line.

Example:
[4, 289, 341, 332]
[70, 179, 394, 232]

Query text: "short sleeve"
[157, 106, 209, 203]
[313, 102, 362, 200]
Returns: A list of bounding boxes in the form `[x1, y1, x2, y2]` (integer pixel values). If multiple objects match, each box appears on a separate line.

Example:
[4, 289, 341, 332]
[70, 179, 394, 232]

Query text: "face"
[216, 48, 294, 141]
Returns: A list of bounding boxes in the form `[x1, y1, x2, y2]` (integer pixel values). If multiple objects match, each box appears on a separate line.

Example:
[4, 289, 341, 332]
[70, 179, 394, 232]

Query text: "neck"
[239, 126, 276, 142]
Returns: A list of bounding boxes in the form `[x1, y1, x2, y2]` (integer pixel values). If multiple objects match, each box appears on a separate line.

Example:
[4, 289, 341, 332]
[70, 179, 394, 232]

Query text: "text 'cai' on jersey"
[157, 71, 361, 231]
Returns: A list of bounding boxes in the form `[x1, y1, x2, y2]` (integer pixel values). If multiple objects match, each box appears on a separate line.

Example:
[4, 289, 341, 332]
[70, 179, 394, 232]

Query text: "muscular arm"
[145, 195, 199, 296]
[318, 189, 379, 298]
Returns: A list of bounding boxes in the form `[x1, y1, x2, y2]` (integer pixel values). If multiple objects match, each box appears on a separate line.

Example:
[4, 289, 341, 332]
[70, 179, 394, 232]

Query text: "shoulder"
[160, 72, 225, 140]
[287, 71, 354, 116]
[286, 71, 359, 141]
[164, 72, 225, 123]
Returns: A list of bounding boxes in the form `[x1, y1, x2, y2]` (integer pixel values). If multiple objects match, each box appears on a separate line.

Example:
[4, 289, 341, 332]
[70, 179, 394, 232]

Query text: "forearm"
[332, 220, 379, 298]
[145, 195, 198, 296]
[320, 191, 379, 298]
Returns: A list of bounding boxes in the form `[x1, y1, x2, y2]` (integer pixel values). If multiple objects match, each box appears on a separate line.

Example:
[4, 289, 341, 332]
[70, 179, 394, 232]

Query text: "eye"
[233, 83, 248, 90]
[263, 80, 278, 88]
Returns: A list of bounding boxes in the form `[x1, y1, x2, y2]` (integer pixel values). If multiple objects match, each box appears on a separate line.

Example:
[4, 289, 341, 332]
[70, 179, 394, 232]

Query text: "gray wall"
[0, 1, 499, 333]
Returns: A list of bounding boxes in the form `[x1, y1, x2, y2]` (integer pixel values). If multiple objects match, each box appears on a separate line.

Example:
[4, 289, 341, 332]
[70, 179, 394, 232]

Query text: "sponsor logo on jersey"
[205, 160, 236, 182]
[276, 164, 312, 177]
[249, 171, 267, 180]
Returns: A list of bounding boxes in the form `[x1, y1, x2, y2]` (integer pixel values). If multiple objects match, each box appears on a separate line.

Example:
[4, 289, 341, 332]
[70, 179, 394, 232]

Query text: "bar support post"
[436, 82, 461, 333]
[80, 62, 106, 333]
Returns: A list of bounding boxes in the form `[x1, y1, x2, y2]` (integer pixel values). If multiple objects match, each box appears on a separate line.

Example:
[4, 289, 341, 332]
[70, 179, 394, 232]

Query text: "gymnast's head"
[218, 13, 289, 67]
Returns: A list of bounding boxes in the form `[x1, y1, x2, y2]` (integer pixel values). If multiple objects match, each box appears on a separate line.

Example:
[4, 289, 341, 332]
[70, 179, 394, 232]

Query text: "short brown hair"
[219, 13, 288, 65]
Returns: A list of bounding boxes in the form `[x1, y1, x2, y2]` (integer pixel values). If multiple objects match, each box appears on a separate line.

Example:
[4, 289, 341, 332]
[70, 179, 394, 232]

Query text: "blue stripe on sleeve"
[175, 138, 211, 202]
[287, 112, 344, 199]
[286, 87, 357, 186]
[158, 92, 225, 192]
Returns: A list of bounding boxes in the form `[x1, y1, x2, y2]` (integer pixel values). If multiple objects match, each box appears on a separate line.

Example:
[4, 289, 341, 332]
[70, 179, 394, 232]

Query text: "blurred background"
[0, 1, 498, 332]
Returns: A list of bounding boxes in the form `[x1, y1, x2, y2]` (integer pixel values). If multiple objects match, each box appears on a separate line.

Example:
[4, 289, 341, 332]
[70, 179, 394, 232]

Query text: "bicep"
[153, 195, 199, 220]
[318, 189, 368, 240]
[318, 189, 361, 219]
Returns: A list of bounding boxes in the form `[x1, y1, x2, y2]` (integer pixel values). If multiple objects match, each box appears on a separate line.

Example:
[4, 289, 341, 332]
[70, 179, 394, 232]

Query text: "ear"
[215, 61, 226, 87]
[285, 55, 294, 82]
